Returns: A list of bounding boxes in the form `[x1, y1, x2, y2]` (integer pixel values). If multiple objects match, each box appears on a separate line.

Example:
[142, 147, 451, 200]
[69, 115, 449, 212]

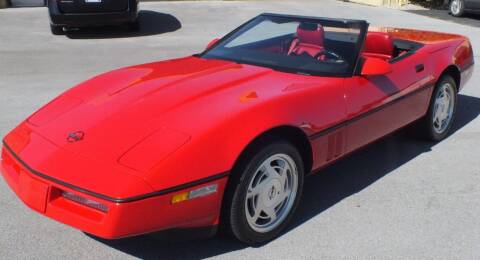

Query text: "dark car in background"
[449, 0, 480, 17]
[47, 0, 139, 35]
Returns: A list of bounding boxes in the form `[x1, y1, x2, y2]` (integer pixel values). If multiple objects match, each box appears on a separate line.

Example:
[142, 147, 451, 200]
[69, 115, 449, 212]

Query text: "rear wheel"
[225, 141, 304, 244]
[418, 75, 457, 141]
[50, 24, 64, 35]
[450, 0, 465, 17]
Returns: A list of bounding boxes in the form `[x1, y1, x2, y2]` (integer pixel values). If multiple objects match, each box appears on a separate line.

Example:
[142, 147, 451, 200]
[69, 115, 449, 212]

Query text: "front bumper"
[48, 0, 138, 27]
[0, 144, 227, 239]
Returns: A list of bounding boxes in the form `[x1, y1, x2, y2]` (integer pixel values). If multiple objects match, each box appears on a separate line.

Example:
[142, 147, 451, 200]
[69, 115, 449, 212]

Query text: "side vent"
[326, 131, 344, 161]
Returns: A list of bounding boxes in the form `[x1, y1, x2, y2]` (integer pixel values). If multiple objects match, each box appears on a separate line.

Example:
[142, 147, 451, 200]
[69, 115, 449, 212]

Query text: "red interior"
[362, 32, 394, 60]
[288, 23, 325, 58]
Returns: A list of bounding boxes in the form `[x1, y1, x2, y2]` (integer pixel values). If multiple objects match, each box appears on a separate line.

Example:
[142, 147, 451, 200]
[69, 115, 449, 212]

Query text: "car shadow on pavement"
[405, 9, 480, 27]
[65, 10, 181, 39]
[291, 94, 480, 230]
[90, 94, 480, 259]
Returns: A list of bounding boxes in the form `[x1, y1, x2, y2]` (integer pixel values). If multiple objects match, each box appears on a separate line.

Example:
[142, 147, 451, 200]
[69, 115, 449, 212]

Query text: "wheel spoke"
[274, 192, 289, 208]
[433, 113, 439, 125]
[266, 162, 290, 189]
[251, 204, 263, 223]
[265, 164, 280, 179]
[247, 185, 262, 199]
[279, 167, 288, 189]
[442, 95, 449, 108]
[248, 172, 269, 198]
[433, 103, 439, 117]
[264, 206, 277, 221]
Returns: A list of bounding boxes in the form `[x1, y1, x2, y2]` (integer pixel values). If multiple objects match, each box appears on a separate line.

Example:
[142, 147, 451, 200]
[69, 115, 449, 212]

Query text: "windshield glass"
[201, 14, 368, 77]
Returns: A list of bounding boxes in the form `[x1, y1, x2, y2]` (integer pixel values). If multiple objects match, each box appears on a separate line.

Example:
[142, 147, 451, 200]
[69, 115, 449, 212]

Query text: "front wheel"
[418, 75, 457, 141]
[450, 0, 465, 17]
[226, 141, 304, 244]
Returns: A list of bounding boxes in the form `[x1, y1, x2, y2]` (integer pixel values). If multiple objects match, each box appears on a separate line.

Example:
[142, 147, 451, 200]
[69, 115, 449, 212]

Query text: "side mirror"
[361, 57, 393, 76]
[206, 38, 220, 50]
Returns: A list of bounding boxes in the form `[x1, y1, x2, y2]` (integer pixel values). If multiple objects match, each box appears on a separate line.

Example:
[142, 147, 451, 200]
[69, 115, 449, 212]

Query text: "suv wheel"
[50, 24, 64, 35]
[450, 0, 465, 17]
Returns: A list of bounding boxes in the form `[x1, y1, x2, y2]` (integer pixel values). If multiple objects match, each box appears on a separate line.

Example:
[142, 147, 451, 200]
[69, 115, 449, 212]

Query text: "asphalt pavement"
[0, 1, 479, 259]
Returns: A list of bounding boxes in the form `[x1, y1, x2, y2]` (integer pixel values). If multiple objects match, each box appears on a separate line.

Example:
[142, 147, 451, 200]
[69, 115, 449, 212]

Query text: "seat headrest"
[297, 22, 325, 46]
[364, 32, 394, 57]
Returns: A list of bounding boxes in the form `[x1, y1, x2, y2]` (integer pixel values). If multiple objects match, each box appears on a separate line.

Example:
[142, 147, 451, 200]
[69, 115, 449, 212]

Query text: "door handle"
[415, 64, 424, 73]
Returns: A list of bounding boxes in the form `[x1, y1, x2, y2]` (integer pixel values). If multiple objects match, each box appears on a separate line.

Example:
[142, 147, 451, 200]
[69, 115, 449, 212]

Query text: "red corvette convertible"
[1, 13, 474, 244]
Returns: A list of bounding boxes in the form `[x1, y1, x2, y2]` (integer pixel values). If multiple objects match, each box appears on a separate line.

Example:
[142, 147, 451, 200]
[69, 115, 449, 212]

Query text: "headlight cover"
[118, 126, 190, 173]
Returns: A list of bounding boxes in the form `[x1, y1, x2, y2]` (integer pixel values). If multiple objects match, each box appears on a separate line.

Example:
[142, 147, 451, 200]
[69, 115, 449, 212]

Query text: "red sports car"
[0, 13, 474, 244]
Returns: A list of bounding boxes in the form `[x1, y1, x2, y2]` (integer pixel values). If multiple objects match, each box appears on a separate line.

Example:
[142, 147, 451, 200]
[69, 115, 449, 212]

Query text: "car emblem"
[67, 131, 85, 143]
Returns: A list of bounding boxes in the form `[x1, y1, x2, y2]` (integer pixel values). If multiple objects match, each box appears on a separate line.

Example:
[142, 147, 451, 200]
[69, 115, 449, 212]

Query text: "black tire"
[450, 0, 465, 17]
[224, 140, 304, 244]
[418, 75, 458, 141]
[50, 24, 64, 35]
[126, 19, 140, 31]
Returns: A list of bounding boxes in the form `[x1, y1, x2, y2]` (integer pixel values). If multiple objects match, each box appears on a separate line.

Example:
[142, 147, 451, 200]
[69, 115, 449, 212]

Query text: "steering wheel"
[314, 50, 344, 62]
[282, 38, 295, 53]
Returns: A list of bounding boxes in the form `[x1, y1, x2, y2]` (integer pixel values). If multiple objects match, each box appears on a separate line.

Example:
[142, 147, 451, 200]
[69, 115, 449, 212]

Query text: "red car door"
[343, 47, 434, 153]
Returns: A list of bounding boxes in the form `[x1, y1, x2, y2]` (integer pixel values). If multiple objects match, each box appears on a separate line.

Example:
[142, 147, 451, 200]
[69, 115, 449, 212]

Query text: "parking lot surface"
[0, 1, 479, 259]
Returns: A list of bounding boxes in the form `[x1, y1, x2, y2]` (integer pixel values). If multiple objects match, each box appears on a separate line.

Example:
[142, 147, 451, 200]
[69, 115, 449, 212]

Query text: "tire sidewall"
[229, 141, 304, 244]
[426, 76, 458, 141]
[50, 24, 64, 35]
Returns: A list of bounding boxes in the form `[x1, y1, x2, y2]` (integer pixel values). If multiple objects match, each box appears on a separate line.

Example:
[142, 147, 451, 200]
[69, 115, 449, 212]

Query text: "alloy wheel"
[244, 154, 299, 233]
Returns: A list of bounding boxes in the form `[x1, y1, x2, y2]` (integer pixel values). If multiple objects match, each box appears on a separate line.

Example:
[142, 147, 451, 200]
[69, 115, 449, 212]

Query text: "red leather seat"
[362, 32, 394, 60]
[288, 23, 325, 58]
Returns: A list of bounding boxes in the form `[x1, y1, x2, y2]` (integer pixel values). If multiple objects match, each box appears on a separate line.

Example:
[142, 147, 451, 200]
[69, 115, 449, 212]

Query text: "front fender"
[143, 91, 318, 191]
[141, 75, 345, 192]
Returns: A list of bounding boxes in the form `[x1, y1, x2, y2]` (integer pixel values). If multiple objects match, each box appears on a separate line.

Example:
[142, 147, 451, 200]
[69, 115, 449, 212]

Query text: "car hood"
[26, 56, 274, 170]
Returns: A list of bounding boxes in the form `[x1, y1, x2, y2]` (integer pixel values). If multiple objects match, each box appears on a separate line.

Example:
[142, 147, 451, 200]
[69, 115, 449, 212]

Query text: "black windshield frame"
[198, 13, 369, 77]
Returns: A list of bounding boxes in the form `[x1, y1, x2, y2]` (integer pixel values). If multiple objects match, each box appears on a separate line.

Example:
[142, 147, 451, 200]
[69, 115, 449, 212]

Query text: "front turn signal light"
[171, 184, 218, 204]
[171, 192, 189, 204]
